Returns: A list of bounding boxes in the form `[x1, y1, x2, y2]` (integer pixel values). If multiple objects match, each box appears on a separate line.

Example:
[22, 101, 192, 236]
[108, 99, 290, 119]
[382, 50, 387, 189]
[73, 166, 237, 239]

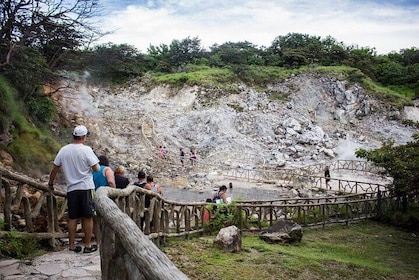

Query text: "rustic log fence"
[0, 161, 392, 240]
[0, 161, 402, 279]
[95, 186, 189, 280]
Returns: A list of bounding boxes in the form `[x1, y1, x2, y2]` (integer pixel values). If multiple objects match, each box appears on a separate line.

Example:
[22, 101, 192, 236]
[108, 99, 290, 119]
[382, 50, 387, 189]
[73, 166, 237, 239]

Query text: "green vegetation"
[0, 227, 39, 259]
[162, 221, 419, 280]
[0, 77, 59, 173]
[153, 67, 238, 89]
[356, 135, 419, 230]
[356, 135, 419, 202]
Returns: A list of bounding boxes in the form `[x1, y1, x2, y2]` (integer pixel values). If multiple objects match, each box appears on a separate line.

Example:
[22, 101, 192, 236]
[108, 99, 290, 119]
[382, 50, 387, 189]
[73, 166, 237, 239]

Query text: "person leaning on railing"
[114, 166, 130, 189]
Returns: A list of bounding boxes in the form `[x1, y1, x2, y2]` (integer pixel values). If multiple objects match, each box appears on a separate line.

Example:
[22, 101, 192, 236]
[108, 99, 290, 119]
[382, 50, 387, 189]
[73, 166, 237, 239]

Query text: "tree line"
[1, 2, 418, 101]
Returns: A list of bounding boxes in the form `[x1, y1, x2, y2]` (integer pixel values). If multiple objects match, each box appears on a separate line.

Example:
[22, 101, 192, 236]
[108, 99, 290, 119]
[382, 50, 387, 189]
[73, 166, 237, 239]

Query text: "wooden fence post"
[238, 205, 243, 231]
[46, 193, 56, 248]
[4, 181, 11, 231]
[377, 190, 382, 219]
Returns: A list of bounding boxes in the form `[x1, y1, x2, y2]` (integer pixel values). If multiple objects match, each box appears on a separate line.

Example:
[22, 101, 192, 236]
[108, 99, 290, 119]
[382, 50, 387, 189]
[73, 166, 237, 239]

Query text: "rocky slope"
[54, 73, 418, 187]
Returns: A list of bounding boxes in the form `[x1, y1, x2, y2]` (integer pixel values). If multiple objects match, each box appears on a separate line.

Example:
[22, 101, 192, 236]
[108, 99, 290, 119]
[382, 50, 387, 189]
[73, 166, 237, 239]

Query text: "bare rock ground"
[54, 73, 418, 190]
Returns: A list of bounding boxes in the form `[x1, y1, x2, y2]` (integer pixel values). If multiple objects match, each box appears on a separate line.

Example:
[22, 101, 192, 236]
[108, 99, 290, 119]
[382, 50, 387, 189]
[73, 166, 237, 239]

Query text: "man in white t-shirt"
[48, 125, 100, 253]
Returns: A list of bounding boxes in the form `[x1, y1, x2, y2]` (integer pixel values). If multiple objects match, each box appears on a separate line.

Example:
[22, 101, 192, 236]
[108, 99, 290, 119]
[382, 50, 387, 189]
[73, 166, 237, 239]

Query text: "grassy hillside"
[152, 65, 413, 107]
[0, 77, 59, 174]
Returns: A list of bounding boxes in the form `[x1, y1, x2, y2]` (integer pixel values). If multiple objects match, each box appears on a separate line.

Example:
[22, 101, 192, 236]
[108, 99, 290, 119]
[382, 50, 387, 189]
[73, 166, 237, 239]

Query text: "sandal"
[69, 246, 82, 253]
[83, 245, 98, 254]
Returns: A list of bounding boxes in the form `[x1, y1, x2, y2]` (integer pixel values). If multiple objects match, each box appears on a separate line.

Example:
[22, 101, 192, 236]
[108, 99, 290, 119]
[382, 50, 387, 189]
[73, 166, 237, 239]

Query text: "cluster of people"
[158, 145, 198, 167]
[133, 170, 163, 231]
[91, 156, 130, 190]
[158, 146, 168, 159]
[179, 148, 197, 167]
[48, 125, 163, 254]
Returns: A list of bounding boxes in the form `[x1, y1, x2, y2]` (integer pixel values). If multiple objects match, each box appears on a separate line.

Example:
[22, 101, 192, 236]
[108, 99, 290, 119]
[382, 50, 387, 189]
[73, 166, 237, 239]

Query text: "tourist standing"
[114, 166, 130, 189]
[162, 146, 168, 159]
[145, 175, 163, 195]
[92, 155, 116, 190]
[324, 166, 331, 190]
[190, 149, 197, 166]
[179, 148, 185, 166]
[134, 170, 148, 230]
[48, 125, 99, 253]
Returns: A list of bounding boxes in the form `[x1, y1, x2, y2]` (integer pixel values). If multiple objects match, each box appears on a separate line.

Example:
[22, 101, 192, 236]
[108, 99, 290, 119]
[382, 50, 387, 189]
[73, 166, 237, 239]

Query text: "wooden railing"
[235, 190, 396, 229]
[0, 161, 390, 240]
[0, 161, 401, 279]
[217, 160, 385, 185]
[95, 186, 188, 279]
[0, 167, 68, 245]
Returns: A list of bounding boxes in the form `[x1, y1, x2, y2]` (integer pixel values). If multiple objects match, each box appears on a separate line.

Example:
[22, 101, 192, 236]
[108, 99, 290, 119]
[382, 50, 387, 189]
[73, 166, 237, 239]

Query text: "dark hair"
[137, 170, 146, 179]
[146, 175, 154, 183]
[220, 185, 227, 191]
[98, 155, 109, 166]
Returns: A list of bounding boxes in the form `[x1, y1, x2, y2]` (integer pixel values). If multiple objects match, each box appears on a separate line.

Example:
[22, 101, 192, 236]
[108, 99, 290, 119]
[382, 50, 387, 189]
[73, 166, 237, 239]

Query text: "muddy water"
[162, 186, 285, 202]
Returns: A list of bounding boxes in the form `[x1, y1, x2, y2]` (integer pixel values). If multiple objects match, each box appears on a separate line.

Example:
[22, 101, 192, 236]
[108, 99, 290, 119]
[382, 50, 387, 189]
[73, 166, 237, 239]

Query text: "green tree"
[320, 36, 349, 65]
[169, 36, 203, 68]
[147, 37, 204, 72]
[86, 43, 147, 83]
[375, 60, 407, 85]
[0, 0, 103, 128]
[0, 0, 102, 68]
[267, 33, 326, 67]
[344, 46, 378, 79]
[147, 43, 172, 72]
[355, 134, 419, 201]
[400, 47, 419, 66]
[209, 41, 264, 66]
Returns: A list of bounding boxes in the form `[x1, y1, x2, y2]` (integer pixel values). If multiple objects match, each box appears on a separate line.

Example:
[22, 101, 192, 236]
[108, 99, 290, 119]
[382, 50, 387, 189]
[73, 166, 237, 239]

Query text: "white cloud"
[96, 0, 419, 54]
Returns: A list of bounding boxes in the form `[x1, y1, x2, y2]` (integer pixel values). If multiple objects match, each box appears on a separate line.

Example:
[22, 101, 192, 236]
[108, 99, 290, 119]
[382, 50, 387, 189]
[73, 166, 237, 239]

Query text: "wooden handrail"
[95, 186, 188, 280]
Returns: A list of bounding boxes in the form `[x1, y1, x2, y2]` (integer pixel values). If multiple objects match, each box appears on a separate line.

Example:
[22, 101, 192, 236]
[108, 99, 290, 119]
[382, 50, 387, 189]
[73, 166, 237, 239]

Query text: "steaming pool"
[161, 185, 285, 202]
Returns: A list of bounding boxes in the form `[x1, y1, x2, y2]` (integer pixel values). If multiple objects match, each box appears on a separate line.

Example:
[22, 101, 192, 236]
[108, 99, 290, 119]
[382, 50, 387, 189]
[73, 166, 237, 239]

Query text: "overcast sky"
[96, 0, 419, 54]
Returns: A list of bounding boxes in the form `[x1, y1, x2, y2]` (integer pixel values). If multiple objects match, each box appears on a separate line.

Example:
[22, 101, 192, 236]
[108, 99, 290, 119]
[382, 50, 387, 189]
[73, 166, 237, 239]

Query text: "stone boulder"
[213, 225, 242, 252]
[259, 220, 302, 244]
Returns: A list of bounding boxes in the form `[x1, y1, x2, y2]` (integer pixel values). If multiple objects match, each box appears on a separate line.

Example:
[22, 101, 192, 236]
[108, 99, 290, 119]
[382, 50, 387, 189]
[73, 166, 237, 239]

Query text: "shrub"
[205, 202, 241, 231]
[380, 203, 419, 231]
[0, 228, 38, 259]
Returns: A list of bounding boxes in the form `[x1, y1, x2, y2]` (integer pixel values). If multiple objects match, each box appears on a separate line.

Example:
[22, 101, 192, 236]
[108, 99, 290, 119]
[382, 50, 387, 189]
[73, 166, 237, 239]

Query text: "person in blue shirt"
[93, 155, 116, 190]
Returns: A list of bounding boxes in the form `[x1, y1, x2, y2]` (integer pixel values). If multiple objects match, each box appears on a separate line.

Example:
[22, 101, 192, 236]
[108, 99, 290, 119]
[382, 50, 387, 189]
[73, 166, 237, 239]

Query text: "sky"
[96, 0, 419, 54]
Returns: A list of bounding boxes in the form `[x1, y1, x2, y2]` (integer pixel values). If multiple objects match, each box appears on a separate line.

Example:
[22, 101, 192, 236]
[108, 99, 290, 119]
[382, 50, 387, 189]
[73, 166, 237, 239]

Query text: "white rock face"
[403, 106, 419, 122]
[55, 73, 417, 184]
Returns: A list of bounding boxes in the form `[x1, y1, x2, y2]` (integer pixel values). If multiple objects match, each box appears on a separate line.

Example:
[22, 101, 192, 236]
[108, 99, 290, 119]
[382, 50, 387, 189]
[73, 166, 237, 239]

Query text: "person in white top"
[145, 175, 162, 195]
[48, 125, 100, 253]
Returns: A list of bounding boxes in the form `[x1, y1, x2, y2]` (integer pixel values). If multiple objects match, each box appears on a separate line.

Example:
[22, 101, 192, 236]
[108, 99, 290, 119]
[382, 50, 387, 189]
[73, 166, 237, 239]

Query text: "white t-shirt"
[53, 143, 99, 192]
